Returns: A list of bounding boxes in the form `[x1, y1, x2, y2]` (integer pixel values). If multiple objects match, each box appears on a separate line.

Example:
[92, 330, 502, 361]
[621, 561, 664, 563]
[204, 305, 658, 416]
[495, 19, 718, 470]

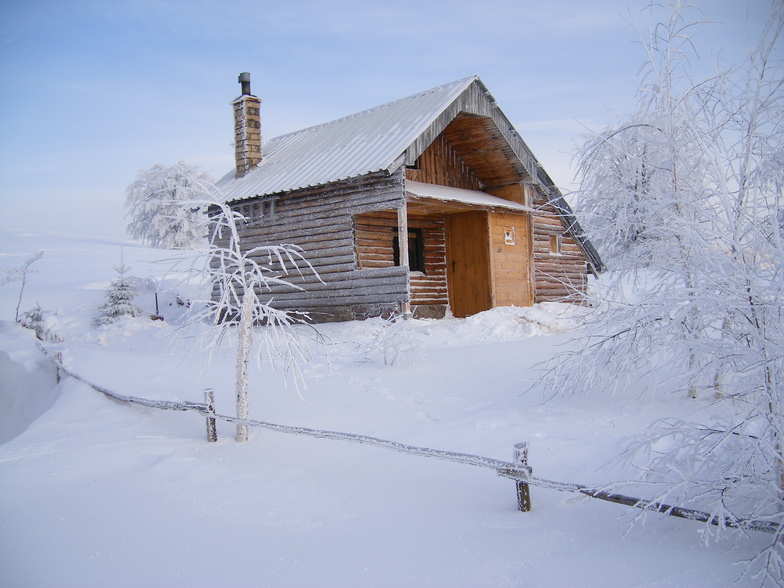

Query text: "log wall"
[354, 211, 448, 307]
[531, 192, 588, 303]
[218, 169, 410, 321]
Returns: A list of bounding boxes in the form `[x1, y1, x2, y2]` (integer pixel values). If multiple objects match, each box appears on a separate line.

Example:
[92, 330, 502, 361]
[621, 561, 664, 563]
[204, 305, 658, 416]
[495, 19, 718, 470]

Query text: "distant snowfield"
[0, 229, 768, 587]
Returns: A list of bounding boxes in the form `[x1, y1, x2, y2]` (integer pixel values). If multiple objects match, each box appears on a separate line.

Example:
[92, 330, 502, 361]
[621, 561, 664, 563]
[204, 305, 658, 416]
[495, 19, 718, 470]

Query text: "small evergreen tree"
[96, 252, 143, 325]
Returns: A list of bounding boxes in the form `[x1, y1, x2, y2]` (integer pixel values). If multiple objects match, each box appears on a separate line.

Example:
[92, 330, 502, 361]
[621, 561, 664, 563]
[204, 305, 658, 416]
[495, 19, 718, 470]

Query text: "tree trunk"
[235, 290, 253, 442]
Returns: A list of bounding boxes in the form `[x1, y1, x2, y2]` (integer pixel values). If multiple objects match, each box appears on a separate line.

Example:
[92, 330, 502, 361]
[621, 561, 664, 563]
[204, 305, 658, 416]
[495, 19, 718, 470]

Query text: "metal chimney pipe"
[238, 72, 252, 96]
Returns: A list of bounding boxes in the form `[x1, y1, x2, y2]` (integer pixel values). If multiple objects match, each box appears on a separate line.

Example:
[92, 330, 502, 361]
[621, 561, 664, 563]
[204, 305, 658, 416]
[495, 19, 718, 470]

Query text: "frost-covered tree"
[545, 2, 784, 583]
[206, 204, 322, 442]
[179, 183, 321, 442]
[573, 122, 690, 269]
[1, 250, 43, 322]
[96, 253, 143, 325]
[125, 161, 212, 249]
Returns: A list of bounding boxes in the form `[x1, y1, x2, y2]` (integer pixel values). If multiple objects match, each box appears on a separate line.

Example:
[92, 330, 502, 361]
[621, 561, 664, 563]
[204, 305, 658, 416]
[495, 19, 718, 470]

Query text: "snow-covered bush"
[20, 303, 62, 343]
[361, 317, 424, 366]
[546, 2, 784, 583]
[125, 161, 212, 250]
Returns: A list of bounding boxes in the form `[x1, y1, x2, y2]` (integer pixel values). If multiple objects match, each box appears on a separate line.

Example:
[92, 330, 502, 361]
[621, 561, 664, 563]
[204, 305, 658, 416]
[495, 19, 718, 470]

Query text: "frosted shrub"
[362, 317, 424, 366]
[20, 303, 62, 343]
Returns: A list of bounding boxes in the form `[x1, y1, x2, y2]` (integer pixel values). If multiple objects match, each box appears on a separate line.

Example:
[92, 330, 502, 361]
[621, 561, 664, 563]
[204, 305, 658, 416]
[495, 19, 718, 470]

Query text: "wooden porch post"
[398, 201, 412, 318]
[523, 182, 536, 306]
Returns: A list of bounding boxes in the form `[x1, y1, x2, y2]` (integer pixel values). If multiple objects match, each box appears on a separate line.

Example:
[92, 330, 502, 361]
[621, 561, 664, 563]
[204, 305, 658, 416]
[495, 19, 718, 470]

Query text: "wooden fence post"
[204, 388, 217, 443]
[514, 442, 532, 512]
[54, 351, 63, 384]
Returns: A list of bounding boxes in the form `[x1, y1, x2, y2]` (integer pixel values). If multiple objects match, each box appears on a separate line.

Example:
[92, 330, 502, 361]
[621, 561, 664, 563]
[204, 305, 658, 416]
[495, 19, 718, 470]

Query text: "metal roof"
[217, 76, 478, 202]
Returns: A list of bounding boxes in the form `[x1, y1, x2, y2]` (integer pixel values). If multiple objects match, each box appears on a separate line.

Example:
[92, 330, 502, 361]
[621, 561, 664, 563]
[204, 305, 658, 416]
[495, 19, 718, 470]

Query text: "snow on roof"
[405, 180, 532, 212]
[216, 77, 478, 202]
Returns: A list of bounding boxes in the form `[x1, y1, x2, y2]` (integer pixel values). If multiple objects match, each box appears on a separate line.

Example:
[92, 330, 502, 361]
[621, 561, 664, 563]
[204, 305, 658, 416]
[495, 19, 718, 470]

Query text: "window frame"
[393, 227, 426, 274]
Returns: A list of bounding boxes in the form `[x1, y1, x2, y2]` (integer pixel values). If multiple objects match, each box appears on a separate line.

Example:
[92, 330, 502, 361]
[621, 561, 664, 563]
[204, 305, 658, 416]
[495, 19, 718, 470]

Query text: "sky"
[0, 0, 775, 238]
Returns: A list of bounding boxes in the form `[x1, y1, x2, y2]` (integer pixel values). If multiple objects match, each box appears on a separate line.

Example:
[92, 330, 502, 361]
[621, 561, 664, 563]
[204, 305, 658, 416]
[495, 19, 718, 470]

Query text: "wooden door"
[488, 211, 534, 307]
[446, 211, 491, 317]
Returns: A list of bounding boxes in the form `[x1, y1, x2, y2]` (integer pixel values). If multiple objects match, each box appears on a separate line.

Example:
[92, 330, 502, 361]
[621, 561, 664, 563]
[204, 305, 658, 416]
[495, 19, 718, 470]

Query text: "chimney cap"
[238, 72, 252, 96]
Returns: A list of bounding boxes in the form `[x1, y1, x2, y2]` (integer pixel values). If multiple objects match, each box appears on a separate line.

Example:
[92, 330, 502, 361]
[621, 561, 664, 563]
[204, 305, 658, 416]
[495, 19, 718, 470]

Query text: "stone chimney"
[232, 72, 262, 177]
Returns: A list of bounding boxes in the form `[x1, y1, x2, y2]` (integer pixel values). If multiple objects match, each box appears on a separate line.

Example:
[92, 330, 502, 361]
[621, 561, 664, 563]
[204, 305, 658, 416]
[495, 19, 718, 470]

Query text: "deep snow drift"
[0, 228, 770, 587]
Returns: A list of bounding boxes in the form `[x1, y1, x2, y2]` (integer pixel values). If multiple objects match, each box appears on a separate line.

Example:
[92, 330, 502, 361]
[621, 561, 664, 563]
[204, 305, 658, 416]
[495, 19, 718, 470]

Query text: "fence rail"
[42, 346, 780, 536]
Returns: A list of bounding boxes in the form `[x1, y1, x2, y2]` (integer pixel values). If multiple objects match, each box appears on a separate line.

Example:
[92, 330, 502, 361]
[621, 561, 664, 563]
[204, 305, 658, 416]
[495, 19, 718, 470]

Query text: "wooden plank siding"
[403, 82, 540, 192]
[216, 169, 410, 319]
[405, 134, 481, 191]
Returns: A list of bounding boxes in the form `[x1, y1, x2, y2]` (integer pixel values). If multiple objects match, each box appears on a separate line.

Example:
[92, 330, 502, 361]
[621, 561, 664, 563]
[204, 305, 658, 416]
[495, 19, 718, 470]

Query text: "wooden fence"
[43, 346, 779, 536]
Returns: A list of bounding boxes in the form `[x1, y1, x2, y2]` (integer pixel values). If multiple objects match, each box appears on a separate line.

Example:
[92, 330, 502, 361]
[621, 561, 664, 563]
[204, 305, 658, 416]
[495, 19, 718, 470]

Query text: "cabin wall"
[354, 210, 448, 317]
[532, 194, 589, 303]
[485, 183, 528, 206]
[217, 169, 409, 321]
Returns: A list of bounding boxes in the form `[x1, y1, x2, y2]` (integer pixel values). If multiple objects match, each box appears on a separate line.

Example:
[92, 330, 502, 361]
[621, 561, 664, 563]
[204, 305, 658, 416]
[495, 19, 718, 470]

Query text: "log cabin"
[215, 73, 603, 322]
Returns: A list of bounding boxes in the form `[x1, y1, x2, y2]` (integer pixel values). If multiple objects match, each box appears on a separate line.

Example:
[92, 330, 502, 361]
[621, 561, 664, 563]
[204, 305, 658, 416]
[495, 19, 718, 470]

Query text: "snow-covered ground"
[0, 228, 770, 587]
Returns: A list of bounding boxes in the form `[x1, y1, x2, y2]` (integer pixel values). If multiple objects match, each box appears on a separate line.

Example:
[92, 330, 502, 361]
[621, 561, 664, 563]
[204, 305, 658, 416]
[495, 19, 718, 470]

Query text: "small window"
[231, 204, 247, 225]
[504, 226, 516, 245]
[393, 228, 426, 273]
[550, 234, 562, 255]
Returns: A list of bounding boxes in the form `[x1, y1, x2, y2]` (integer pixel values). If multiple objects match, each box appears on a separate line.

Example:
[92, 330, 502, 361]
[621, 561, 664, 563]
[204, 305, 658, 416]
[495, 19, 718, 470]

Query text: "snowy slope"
[0, 229, 769, 587]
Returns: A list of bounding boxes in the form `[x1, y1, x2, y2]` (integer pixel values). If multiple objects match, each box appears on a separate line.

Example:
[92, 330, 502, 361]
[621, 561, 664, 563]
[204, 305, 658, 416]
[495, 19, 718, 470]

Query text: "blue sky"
[0, 0, 773, 237]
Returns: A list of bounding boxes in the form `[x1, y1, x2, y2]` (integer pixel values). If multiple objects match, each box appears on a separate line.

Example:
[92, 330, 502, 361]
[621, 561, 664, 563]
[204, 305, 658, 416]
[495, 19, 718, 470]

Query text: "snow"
[0, 228, 770, 587]
[0, 324, 59, 444]
[405, 180, 532, 212]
